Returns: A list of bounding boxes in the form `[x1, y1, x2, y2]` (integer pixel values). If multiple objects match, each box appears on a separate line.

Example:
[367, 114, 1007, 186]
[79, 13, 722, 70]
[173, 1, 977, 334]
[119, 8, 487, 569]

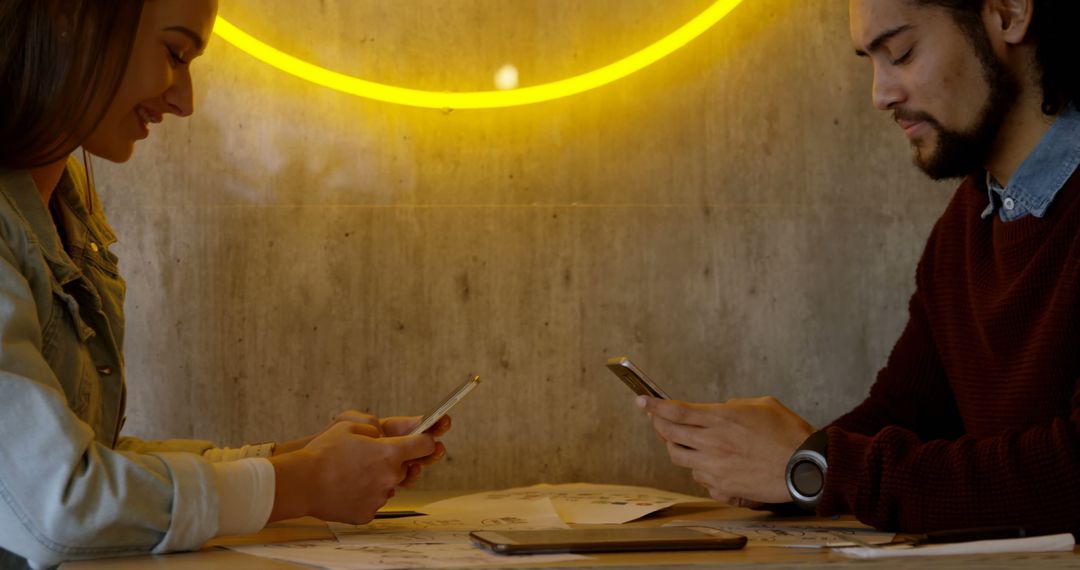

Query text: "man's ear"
[986, 0, 1035, 45]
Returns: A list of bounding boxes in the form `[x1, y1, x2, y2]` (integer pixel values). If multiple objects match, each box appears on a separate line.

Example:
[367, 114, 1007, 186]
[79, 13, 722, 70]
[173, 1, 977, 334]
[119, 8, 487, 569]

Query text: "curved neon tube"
[213, 0, 743, 109]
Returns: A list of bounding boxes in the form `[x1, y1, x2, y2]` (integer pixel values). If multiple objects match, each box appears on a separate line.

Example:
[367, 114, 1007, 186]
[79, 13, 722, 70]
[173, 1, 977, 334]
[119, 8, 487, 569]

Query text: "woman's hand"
[271, 412, 452, 495]
[379, 415, 452, 486]
[273, 410, 384, 456]
[268, 422, 437, 524]
[379, 415, 452, 437]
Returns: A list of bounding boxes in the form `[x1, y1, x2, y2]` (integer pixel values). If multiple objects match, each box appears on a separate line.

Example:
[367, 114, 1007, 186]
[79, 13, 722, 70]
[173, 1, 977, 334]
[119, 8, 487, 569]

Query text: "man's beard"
[901, 28, 1020, 180]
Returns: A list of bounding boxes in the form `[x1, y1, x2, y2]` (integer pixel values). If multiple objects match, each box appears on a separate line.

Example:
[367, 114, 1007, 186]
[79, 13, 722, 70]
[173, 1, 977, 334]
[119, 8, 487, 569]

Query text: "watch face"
[791, 459, 824, 496]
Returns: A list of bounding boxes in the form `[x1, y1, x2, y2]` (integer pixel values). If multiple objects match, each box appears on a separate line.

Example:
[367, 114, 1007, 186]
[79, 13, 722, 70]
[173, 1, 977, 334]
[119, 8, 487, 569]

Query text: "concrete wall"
[95, 0, 952, 493]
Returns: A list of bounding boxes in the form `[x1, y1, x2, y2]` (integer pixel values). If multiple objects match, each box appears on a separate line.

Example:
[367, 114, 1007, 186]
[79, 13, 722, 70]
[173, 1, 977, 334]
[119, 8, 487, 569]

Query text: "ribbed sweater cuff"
[211, 458, 275, 537]
[202, 443, 275, 462]
[817, 427, 872, 518]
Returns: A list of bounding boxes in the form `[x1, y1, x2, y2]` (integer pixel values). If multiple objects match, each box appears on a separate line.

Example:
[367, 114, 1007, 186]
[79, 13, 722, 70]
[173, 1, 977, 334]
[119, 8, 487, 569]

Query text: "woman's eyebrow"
[163, 26, 205, 50]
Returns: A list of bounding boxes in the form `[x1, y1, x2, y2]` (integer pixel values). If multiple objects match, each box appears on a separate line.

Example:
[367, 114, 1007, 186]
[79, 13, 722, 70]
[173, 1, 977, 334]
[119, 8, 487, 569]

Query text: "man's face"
[849, 0, 1019, 179]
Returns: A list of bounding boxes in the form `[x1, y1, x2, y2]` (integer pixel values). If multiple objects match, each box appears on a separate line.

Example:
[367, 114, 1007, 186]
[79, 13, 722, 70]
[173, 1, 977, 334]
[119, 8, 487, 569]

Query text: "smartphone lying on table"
[470, 527, 746, 555]
[606, 356, 670, 399]
[409, 374, 481, 435]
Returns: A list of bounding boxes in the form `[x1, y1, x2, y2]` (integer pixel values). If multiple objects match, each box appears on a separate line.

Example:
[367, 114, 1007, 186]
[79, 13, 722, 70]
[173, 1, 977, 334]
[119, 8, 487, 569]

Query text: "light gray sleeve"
[0, 238, 220, 567]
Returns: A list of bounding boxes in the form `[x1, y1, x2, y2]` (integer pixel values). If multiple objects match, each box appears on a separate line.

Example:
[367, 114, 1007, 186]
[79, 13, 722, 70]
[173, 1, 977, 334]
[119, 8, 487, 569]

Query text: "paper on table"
[665, 520, 895, 548]
[329, 497, 569, 546]
[423, 483, 705, 524]
[835, 533, 1075, 559]
[228, 539, 586, 570]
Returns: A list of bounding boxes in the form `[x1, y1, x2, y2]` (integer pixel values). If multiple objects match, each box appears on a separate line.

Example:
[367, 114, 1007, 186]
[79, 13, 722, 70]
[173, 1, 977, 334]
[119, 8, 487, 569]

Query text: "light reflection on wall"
[212, 0, 744, 109]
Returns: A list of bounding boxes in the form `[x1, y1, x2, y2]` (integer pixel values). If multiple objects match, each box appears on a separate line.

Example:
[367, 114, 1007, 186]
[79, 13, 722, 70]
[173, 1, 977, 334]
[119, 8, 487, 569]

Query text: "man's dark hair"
[913, 0, 1079, 115]
[0, 0, 144, 169]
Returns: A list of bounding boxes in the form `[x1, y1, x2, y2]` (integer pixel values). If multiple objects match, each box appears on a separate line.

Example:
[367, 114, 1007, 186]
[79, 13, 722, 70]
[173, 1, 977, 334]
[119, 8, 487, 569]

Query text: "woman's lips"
[134, 106, 162, 138]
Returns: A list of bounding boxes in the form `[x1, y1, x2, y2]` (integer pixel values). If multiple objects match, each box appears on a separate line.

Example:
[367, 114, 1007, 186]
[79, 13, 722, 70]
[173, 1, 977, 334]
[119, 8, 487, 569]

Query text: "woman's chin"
[83, 141, 136, 164]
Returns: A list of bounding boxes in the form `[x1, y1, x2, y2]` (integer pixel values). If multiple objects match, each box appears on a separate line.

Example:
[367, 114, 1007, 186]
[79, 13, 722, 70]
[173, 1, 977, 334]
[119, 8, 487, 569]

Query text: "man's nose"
[871, 66, 906, 111]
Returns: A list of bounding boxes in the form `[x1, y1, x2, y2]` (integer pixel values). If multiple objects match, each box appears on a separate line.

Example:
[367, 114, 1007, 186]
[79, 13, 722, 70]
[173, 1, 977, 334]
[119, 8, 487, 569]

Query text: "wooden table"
[63, 491, 1080, 569]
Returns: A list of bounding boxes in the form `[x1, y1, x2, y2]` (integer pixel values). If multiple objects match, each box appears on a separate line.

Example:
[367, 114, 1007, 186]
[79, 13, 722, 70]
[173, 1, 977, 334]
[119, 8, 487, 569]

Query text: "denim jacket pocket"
[42, 281, 98, 419]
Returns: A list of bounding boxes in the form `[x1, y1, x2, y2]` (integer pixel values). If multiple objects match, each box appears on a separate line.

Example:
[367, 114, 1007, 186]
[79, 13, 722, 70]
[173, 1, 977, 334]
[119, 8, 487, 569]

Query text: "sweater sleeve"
[826, 288, 964, 442]
[818, 407, 1080, 533]
[818, 287, 1080, 532]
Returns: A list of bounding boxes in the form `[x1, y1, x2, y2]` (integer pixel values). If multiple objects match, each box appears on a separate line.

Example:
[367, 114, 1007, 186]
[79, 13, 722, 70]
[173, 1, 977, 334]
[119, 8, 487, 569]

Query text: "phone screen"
[471, 527, 746, 554]
[409, 374, 481, 435]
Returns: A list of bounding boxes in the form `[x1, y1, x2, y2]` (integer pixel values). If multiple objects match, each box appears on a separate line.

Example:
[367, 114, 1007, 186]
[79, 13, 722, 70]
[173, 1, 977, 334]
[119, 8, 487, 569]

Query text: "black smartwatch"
[786, 430, 828, 510]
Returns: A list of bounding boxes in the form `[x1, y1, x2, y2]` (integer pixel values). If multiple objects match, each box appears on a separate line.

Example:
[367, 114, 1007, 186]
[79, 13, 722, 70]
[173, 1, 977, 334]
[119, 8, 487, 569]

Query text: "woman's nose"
[165, 71, 195, 117]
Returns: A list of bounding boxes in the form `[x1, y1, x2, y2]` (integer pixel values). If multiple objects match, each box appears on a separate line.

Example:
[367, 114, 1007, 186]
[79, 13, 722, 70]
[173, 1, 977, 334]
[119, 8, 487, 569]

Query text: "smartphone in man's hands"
[607, 356, 695, 449]
[606, 356, 670, 399]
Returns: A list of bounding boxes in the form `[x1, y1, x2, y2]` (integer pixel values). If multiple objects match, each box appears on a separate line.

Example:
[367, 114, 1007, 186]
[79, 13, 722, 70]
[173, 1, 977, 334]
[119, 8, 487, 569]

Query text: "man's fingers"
[666, 441, 706, 470]
[637, 397, 723, 427]
[686, 472, 729, 504]
[709, 490, 732, 503]
[728, 497, 765, 509]
[691, 468, 715, 487]
[651, 415, 699, 449]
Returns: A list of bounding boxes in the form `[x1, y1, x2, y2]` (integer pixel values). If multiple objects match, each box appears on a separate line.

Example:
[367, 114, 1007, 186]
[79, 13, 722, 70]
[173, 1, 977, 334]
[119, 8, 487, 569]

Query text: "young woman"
[0, 1, 448, 567]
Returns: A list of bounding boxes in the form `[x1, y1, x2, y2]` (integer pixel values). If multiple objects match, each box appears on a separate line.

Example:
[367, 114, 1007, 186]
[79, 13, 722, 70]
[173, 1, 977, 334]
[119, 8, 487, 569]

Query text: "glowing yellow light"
[213, 0, 743, 109]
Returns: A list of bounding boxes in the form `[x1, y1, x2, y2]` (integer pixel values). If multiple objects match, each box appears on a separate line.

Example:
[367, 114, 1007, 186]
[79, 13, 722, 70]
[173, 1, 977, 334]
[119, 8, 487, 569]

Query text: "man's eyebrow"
[164, 26, 206, 51]
[854, 24, 912, 57]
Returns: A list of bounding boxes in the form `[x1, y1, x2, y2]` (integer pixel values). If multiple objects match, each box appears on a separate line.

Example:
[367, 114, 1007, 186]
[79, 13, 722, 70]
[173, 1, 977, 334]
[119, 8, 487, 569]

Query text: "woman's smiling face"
[83, 0, 218, 162]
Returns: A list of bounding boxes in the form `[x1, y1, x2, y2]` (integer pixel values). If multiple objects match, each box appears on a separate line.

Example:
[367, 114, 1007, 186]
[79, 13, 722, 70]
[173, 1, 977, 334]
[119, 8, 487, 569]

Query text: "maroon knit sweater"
[818, 168, 1080, 533]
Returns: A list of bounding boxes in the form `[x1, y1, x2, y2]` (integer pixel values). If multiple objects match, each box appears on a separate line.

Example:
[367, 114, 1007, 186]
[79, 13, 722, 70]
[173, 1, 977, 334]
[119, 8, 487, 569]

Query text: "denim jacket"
[0, 158, 220, 568]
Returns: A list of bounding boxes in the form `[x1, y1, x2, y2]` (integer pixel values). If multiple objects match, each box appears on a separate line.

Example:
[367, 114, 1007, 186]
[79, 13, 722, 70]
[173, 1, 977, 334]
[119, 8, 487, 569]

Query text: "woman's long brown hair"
[0, 0, 144, 169]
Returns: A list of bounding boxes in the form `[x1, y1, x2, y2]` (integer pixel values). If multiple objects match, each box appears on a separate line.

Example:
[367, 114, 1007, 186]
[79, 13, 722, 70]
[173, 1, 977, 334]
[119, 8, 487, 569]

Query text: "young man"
[638, 0, 1080, 532]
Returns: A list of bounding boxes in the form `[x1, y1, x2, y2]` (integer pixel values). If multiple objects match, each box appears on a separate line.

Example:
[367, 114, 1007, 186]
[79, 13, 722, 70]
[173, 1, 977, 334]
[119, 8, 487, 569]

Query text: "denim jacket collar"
[0, 157, 116, 288]
[53, 159, 118, 264]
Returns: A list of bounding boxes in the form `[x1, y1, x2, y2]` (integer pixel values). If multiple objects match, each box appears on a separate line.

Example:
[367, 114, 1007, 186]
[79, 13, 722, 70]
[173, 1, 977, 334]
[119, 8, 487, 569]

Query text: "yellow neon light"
[213, 0, 743, 109]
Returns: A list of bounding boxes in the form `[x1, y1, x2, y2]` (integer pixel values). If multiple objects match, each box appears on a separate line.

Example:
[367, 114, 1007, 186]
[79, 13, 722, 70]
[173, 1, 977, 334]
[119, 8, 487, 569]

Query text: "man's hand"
[268, 422, 437, 524]
[637, 395, 814, 506]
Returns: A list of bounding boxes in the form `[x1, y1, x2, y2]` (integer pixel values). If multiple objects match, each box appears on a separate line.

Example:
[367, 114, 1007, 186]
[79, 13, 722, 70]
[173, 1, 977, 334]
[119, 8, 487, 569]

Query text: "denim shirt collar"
[982, 105, 1080, 221]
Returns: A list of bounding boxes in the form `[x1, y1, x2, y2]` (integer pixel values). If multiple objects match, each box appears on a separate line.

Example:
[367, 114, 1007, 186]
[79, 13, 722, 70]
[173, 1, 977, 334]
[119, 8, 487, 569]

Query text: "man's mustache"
[893, 107, 940, 127]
